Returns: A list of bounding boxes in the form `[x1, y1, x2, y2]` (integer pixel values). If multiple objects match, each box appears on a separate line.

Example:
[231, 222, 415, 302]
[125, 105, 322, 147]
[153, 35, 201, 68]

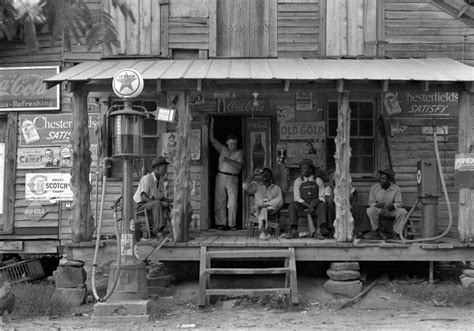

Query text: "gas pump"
[417, 159, 440, 238]
[91, 69, 149, 303]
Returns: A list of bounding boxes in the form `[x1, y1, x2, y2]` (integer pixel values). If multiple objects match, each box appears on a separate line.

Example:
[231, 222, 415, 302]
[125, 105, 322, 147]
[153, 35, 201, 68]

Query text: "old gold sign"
[279, 122, 325, 140]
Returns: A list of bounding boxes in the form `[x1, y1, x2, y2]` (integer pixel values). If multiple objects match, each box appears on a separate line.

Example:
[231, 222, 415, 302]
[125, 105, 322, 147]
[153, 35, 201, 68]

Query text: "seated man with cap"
[365, 168, 407, 240]
[133, 156, 173, 237]
[284, 159, 329, 239]
[243, 166, 283, 240]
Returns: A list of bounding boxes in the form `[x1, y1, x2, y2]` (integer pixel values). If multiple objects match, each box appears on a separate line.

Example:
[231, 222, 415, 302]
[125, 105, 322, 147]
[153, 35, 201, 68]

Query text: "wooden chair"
[135, 208, 152, 239]
[247, 211, 281, 237]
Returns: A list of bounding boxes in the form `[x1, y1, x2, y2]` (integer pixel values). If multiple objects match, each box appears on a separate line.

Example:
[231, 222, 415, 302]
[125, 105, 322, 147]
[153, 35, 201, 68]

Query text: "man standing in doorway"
[210, 116, 244, 230]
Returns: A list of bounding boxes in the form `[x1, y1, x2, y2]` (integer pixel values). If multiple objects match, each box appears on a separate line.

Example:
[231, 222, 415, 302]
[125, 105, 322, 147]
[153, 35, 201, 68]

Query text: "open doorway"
[209, 116, 243, 229]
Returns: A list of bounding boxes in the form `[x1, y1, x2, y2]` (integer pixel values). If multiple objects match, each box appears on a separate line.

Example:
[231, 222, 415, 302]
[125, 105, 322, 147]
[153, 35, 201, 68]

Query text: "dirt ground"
[4, 274, 474, 330]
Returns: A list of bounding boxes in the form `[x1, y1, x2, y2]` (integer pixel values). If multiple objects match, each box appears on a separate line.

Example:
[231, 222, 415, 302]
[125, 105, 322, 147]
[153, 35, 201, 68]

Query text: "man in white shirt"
[243, 167, 283, 240]
[287, 159, 328, 239]
[133, 156, 172, 237]
[210, 117, 244, 231]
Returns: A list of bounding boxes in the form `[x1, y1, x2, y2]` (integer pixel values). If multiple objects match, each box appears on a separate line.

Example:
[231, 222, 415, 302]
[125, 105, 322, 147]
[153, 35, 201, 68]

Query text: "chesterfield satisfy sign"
[0, 66, 60, 111]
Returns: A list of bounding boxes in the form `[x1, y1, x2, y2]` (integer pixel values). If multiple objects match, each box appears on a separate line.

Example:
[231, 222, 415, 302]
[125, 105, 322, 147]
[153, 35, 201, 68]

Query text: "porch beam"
[422, 81, 430, 92]
[197, 79, 202, 92]
[284, 80, 290, 92]
[333, 91, 354, 242]
[70, 86, 94, 242]
[156, 80, 162, 92]
[458, 90, 474, 242]
[171, 91, 191, 242]
[336, 80, 344, 93]
[382, 80, 389, 92]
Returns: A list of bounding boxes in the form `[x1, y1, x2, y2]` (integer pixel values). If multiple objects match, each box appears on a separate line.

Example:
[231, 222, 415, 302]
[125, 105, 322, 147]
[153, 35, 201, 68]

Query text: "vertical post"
[333, 91, 354, 242]
[458, 90, 474, 242]
[70, 87, 93, 242]
[123, 157, 134, 251]
[171, 91, 192, 242]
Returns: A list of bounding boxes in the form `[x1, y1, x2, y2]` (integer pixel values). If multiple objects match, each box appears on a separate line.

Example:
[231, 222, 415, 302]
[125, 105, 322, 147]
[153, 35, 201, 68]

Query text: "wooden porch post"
[171, 91, 192, 242]
[333, 91, 354, 242]
[458, 89, 474, 242]
[70, 87, 94, 242]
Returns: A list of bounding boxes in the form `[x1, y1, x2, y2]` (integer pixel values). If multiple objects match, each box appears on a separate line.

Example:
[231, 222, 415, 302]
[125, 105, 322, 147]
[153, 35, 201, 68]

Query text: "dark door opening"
[209, 116, 243, 229]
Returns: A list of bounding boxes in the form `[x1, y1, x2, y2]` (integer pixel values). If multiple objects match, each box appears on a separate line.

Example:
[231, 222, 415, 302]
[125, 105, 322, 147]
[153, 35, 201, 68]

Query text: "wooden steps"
[198, 247, 298, 307]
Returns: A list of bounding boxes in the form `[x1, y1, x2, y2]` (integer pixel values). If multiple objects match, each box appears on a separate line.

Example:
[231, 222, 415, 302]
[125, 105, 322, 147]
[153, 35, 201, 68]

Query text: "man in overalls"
[287, 159, 328, 239]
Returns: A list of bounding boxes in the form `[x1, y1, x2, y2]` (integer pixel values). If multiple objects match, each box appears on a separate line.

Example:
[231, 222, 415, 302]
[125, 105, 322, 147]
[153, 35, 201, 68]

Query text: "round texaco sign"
[112, 68, 144, 99]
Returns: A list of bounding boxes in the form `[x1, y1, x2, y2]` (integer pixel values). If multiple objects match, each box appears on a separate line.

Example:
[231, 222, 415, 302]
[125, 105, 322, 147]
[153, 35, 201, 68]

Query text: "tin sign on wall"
[0, 66, 60, 111]
[25, 172, 73, 201]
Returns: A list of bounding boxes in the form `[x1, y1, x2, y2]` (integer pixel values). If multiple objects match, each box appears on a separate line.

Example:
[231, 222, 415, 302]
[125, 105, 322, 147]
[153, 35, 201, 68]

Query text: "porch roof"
[44, 58, 473, 88]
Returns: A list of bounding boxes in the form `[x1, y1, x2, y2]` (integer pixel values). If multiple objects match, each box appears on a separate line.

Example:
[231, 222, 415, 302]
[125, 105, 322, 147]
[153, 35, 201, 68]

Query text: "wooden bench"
[198, 247, 298, 307]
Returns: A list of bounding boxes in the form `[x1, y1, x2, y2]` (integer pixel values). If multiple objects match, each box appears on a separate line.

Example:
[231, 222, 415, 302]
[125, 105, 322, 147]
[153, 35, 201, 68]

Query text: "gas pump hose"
[91, 158, 122, 302]
[396, 123, 453, 243]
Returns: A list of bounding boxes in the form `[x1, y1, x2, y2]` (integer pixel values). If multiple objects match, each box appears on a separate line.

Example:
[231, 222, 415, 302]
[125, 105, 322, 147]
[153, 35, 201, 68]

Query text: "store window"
[326, 101, 376, 176]
[109, 99, 161, 177]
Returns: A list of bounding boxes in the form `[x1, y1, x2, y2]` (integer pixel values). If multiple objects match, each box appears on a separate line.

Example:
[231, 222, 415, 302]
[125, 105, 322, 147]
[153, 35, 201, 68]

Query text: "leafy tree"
[0, 0, 135, 53]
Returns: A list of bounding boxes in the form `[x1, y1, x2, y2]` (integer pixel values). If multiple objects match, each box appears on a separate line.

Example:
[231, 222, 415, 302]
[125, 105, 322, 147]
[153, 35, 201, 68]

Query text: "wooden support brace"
[458, 4, 469, 17]
[422, 81, 430, 92]
[65, 81, 75, 93]
[156, 80, 162, 92]
[466, 82, 474, 93]
[197, 79, 202, 92]
[382, 80, 389, 93]
[337, 80, 344, 93]
[284, 80, 290, 92]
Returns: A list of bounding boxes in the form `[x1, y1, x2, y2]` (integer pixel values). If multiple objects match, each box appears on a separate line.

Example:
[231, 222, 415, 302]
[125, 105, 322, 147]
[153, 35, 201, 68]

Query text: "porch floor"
[137, 230, 474, 262]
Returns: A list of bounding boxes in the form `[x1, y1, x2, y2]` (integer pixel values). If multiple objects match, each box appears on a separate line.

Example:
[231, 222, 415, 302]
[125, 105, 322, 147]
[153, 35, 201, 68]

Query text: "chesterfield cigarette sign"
[0, 66, 60, 111]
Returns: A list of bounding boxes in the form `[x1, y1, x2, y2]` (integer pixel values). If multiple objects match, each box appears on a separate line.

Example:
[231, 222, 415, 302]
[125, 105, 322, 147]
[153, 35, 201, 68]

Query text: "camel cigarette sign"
[25, 173, 73, 201]
[0, 66, 60, 111]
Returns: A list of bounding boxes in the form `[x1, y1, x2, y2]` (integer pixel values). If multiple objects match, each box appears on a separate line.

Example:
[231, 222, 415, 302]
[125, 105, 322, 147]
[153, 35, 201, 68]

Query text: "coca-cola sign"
[0, 66, 60, 111]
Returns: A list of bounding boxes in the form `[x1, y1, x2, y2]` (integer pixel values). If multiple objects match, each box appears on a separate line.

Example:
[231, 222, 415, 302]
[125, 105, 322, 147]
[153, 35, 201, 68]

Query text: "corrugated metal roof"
[45, 58, 473, 86]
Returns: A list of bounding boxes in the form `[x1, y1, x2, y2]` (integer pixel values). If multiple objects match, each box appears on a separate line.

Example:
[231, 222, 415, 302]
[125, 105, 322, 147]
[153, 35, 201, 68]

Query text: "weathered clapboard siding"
[277, 0, 319, 58]
[102, 0, 167, 57]
[385, 0, 474, 66]
[0, 35, 62, 65]
[325, 0, 380, 57]
[169, 18, 209, 50]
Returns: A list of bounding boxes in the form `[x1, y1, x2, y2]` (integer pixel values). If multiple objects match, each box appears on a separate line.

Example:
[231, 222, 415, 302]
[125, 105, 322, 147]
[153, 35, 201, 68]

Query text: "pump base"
[107, 259, 149, 301]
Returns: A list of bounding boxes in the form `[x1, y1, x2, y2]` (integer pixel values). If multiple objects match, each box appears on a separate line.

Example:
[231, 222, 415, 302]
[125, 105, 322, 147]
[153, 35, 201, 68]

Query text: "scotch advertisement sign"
[0, 66, 60, 111]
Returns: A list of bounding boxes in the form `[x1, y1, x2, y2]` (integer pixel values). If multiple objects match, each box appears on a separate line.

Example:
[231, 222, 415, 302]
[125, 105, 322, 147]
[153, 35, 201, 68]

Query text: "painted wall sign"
[19, 113, 99, 146]
[277, 105, 295, 122]
[296, 92, 312, 111]
[222, 98, 269, 113]
[0, 66, 60, 111]
[387, 91, 458, 117]
[279, 121, 325, 140]
[454, 153, 474, 188]
[17, 146, 61, 169]
[25, 172, 73, 201]
[24, 201, 47, 222]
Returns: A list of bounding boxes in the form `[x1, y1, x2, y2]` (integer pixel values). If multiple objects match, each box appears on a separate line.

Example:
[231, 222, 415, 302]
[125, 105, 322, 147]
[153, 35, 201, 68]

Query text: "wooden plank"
[269, 0, 278, 56]
[198, 246, 207, 307]
[222, 236, 238, 247]
[208, 0, 217, 57]
[207, 267, 290, 275]
[278, 3, 318, 12]
[206, 288, 291, 296]
[151, 0, 161, 56]
[326, 0, 347, 56]
[234, 236, 248, 247]
[112, 0, 126, 55]
[250, 0, 267, 57]
[127, 0, 140, 54]
[347, 0, 364, 56]
[278, 19, 318, 27]
[140, 0, 152, 55]
[207, 249, 290, 259]
[2, 113, 17, 234]
[160, 2, 169, 58]
[288, 247, 298, 304]
[364, 0, 378, 56]
[246, 236, 259, 247]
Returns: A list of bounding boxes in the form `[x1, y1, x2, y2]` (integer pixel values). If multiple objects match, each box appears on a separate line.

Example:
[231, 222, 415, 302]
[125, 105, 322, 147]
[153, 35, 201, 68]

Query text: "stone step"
[93, 299, 151, 316]
[327, 269, 361, 281]
[323, 279, 362, 298]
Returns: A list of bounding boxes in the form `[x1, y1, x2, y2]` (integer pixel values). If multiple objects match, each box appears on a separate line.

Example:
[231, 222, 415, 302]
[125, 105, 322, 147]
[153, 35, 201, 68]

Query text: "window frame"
[326, 98, 378, 178]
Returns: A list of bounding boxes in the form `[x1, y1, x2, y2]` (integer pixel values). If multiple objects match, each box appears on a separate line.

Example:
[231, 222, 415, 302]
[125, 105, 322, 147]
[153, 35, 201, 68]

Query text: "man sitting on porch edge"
[283, 159, 329, 239]
[133, 156, 173, 238]
[365, 168, 407, 240]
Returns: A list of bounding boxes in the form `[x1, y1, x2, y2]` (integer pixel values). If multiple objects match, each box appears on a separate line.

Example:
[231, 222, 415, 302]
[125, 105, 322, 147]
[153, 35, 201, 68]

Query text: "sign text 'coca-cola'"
[0, 66, 60, 111]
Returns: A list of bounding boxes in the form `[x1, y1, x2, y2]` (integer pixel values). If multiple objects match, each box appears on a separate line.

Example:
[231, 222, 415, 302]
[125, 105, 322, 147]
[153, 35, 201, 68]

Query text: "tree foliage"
[0, 0, 135, 53]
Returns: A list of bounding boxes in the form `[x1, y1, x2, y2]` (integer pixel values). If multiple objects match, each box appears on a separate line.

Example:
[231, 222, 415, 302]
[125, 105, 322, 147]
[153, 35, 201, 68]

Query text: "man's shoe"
[364, 230, 381, 239]
[230, 226, 238, 231]
[216, 225, 226, 231]
[313, 232, 325, 240]
[378, 229, 388, 240]
[259, 233, 269, 240]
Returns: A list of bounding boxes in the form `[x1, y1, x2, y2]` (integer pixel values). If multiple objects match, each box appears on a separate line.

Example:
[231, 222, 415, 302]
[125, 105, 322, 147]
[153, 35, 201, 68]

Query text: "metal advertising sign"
[24, 201, 47, 222]
[19, 113, 99, 146]
[112, 68, 144, 99]
[296, 92, 312, 111]
[279, 121, 325, 140]
[0, 66, 60, 111]
[454, 153, 474, 188]
[25, 172, 73, 201]
[17, 146, 61, 169]
[385, 91, 458, 118]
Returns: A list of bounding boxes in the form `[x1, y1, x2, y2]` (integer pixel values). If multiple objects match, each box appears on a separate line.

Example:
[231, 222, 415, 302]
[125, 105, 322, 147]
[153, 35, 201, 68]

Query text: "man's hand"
[375, 202, 385, 208]
[160, 200, 171, 208]
[385, 203, 394, 211]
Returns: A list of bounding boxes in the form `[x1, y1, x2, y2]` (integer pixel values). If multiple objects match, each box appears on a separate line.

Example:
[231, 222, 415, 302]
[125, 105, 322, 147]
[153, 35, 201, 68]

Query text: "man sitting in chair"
[284, 159, 329, 239]
[365, 168, 407, 240]
[133, 156, 172, 238]
[243, 167, 283, 240]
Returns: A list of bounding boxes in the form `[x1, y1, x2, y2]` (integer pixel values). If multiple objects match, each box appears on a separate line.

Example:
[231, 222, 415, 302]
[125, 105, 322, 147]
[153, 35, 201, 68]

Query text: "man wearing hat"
[243, 166, 283, 240]
[133, 156, 172, 237]
[365, 168, 407, 239]
[285, 158, 329, 239]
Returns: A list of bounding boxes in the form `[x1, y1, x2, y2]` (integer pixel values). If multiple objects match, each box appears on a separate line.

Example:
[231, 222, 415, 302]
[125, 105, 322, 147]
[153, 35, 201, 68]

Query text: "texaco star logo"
[112, 68, 144, 99]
